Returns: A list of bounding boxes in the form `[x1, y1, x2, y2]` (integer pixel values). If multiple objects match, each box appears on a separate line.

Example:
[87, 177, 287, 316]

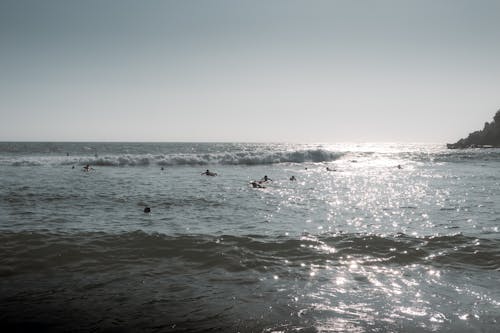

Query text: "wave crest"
[10, 149, 344, 167]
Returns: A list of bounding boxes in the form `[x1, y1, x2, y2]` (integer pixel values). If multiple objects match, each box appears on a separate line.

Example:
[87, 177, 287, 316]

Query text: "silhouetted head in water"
[144, 207, 151, 213]
[201, 169, 217, 176]
[261, 175, 272, 182]
[161, 167, 164, 171]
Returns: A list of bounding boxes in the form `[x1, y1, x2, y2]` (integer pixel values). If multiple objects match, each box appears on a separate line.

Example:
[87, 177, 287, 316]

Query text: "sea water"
[0, 142, 499, 332]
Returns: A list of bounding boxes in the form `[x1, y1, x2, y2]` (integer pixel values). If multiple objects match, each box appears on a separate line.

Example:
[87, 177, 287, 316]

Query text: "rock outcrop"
[447, 110, 500, 149]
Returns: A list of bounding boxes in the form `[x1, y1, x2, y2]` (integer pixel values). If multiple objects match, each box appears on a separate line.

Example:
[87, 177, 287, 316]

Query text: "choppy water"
[0, 142, 499, 332]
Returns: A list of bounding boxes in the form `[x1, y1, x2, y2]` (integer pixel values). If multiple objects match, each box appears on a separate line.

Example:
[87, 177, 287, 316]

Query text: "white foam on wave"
[83, 149, 345, 167]
[4, 149, 345, 167]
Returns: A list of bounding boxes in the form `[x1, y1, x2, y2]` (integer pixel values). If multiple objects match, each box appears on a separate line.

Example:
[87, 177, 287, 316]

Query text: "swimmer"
[261, 175, 272, 182]
[161, 167, 164, 171]
[201, 169, 217, 176]
[144, 207, 151, 213]
[290, 176, 296, 181]
[326, 167, 336, 171]
[397, 164, 402, 169]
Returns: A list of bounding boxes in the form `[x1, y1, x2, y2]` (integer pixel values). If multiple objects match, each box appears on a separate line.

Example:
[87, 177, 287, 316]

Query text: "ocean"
[0, 142, 499, 332]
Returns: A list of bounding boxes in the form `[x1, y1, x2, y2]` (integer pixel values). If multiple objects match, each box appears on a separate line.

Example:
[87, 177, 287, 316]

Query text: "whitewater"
[0, 142, 499, 332]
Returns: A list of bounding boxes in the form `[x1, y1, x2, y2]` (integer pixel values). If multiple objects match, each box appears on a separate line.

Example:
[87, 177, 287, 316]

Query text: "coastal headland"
[447, 110, 500, 149]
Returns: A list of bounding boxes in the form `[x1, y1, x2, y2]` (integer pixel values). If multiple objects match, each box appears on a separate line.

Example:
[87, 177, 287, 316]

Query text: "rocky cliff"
[447, 110, 500, 149]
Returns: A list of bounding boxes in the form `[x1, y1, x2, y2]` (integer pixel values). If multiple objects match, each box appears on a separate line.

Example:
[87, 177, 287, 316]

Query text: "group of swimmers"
[199, 169, 296, 189]
[200, 169, 279, 188]
[81, 164, 401, 177]
[250, 175, 273, 188]
[202, 164, 402, 189]
[77, 164, 404, 213]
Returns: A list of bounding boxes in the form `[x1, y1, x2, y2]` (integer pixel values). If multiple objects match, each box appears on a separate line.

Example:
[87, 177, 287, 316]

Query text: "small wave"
[1, 231, 498, 277]
[431, 149, 500, 163]
[10, 161, 43, 167]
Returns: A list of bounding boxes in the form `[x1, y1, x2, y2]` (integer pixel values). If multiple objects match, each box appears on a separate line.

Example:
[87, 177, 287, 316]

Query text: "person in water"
[83, 164, 94, 172]
[201, 169, 217, 176]
[290, 175, 296, 181]
[326, 167, 336, 172]
[144, 207, 151, 213]
[397, 164, 403, 169]
[251, 181, 265, 188]
[261, 175, 272, 182]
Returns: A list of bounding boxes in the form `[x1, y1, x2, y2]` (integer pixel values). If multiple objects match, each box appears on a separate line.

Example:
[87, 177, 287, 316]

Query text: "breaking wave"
[7, 149, 344, 167]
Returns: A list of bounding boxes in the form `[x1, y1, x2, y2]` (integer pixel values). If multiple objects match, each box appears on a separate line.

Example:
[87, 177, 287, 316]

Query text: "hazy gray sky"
[1, 0, 499, 142]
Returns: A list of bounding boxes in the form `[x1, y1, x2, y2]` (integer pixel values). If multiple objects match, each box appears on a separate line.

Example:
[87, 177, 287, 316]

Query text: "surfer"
[201, 169, 217, 176]
[326, 167, 336, 172]
[83, 164, 94, 172]
[251, 181, 265, 188]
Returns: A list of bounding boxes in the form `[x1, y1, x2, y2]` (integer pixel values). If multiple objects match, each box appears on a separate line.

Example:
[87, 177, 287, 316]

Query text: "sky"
[1, 0, 500, 143]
